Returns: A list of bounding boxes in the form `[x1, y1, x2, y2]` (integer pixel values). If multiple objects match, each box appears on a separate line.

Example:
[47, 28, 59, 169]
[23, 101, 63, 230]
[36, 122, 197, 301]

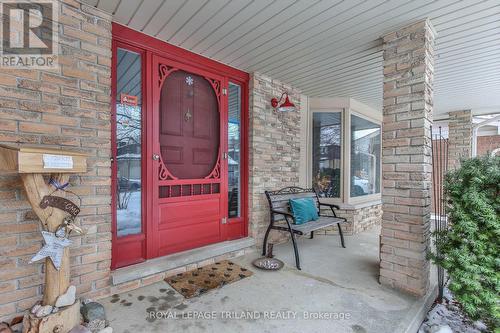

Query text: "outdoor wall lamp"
[271, 92, 296, 112]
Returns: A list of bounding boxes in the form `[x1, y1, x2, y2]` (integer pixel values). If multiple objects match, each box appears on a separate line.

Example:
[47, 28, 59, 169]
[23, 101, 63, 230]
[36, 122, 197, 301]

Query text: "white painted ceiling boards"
[84, 0, 500, 115]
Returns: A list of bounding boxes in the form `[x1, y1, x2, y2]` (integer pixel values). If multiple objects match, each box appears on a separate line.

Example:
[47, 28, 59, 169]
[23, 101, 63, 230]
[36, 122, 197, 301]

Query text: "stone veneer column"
[380, 19, 436, 296]
[448, 110, 472, 169]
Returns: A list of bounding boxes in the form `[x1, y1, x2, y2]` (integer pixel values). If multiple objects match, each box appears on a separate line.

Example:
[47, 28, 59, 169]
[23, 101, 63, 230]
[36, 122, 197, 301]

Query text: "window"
[312, 112, 342, 198]
[228, 83, 241, 218]
[115, 48, 142, 237]
[350, 114, 381, 197]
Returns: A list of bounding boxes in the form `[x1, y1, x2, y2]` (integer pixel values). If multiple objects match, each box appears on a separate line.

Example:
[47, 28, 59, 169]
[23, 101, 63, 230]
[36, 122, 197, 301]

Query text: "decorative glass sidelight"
[115, 48, 142, 237]
[228, 83, 242, 218]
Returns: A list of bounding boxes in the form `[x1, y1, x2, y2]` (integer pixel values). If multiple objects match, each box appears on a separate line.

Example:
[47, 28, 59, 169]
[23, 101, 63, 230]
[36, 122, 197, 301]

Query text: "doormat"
[164, 260, 253, 298]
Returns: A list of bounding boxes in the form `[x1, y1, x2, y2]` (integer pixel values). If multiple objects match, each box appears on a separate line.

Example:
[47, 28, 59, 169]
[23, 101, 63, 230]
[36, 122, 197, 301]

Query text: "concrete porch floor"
[101, 227, 436, 333]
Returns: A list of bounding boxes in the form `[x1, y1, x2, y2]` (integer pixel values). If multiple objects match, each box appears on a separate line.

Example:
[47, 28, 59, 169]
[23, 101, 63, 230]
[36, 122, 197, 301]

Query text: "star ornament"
[30, 231, 72, 270]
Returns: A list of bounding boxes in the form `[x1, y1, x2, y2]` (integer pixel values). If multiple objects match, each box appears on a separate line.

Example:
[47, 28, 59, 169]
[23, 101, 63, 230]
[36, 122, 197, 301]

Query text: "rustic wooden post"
[21, 173, 71, 306]
[0, 144, 87, 333]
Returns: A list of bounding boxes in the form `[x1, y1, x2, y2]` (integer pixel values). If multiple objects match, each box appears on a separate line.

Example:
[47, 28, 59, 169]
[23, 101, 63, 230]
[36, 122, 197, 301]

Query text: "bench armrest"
[319, 202, 340, 210]
[271, 209, 294, 218]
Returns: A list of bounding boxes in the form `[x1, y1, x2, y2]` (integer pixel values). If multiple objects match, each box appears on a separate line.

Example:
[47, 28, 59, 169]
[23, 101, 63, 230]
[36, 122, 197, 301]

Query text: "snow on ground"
[117, 191, 141, 237]
[418, 285, 489, 333]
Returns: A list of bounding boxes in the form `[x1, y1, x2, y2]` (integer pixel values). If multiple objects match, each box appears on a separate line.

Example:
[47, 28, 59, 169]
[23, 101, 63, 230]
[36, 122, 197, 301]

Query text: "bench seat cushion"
[289, 216, 345, 234]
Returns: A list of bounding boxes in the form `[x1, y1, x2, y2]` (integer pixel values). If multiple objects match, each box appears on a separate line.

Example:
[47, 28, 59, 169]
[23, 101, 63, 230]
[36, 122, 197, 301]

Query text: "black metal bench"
[264, 187, 347, 270]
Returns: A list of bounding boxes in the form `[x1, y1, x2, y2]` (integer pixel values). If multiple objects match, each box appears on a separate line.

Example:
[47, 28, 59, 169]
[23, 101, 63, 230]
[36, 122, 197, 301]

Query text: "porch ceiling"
[84, 0, 500, 115]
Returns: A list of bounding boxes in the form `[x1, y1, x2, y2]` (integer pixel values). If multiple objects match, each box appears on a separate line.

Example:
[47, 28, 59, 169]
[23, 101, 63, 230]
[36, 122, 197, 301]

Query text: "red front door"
[112, 24, 248, 269]
[150, 55, 227, 256]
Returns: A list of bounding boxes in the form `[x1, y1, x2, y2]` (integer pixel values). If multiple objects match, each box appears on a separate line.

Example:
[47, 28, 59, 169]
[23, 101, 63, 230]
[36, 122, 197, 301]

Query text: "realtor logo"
[0, 0, 58, 68]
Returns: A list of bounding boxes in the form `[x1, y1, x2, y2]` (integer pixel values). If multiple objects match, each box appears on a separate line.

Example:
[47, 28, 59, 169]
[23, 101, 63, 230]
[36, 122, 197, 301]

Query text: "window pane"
[350, 115, 381, 197]
[312, 112, 342, 198]
[116, 48, 142, 237]
[228, 83, 241, 218]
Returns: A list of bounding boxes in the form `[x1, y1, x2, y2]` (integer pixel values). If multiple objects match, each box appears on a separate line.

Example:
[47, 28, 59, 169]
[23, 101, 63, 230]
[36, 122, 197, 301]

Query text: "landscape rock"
[8, 317, 23, 333]
[85, 319, 106, 333]
[429, 324, 453, 333]
[52, 307, 59, 313]
[418, 285, 485, 333]
[81, 302, 106, 323]
[69, 325, 91, 333]
[9, 322, 22, 333]
[30, 305, 41, 315]
[473, 321, 487, 332]
[55, 285, 76, 308]
[97, 327, 113, 333]
[35, 305, 53, 318]
[442, 288, 453, 302]
[0, 322, 13, 333]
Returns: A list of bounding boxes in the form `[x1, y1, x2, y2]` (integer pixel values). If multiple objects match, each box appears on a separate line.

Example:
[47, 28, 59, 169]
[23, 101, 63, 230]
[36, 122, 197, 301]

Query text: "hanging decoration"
[30, 178, 85, 270]
[184, 107, 192, 122]
[39, 195, 80, 217]
[29, 231, 72, 270]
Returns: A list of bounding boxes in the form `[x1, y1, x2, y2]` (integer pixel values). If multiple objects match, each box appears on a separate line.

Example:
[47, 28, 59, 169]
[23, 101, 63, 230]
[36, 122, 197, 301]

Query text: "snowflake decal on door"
[185, 76, 194, 86]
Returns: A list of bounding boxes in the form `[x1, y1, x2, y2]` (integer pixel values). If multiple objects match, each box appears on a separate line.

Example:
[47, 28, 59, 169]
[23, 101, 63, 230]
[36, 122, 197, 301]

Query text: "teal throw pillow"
[289, 198, 319, 225]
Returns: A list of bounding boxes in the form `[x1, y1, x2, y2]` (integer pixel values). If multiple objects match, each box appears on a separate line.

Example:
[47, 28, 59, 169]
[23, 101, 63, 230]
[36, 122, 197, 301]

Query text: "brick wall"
[0, 0, 112, 322]
[351, 204, 383, 233]
[380, 19, 435, 296]
[315, 203, 382, 235]
[248, 73, 302, 246]
[477, 134, 500, 156]
[448, 110, 472, 169]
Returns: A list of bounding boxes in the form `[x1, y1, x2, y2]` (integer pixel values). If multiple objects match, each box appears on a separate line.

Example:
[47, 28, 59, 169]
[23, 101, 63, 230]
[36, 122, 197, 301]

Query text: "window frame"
[227, 81, 243, 221]
[225, 79, 249, 239]
[306, 99, 382, 207]
[347, 109, 382, 205]
[308, 108, 344, 205]
[111, 41, 148, 268]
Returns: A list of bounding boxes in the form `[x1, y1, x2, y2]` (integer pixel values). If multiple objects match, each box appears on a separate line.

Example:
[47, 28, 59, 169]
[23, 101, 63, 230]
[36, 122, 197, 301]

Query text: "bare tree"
[116, 103, 141, 210]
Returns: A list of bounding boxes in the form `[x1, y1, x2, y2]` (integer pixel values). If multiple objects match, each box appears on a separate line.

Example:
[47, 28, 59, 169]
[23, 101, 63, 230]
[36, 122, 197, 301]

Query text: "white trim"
[350, 100, 383, 122]
[318, 198, 382, 210]
[308, 107, 344, 204]
[306, 97, 382, 206]
[348, 111, 382, 204]
[299, 94, 309, 188]
[472, 113, 500, 157]
[472, 113, 500, 129]
[309, 97, 381, 121]
[309, 97, 351, 109]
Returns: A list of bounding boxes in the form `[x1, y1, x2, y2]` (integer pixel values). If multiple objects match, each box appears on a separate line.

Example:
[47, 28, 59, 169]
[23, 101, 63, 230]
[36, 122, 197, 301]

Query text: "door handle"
[152, 154, 160, 161]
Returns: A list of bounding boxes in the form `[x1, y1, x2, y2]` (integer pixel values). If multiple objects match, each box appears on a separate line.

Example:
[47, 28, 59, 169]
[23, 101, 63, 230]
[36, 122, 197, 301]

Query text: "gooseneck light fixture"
[271, 92, 296, 112]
